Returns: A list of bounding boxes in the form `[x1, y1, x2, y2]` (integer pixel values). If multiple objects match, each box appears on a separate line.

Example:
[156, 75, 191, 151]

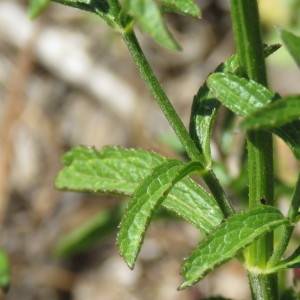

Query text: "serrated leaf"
[0, 250, 9, 293]
[56, 146, 164, 195]
[180, 206, 288, 289]
[161, 0, 201, 18]
[55, 146, 223, 233]
[122, 0, 180, 50]
[280, 28, 300, 67]
[189, 45, 280, 163]
[117, 159, 204, 268]
[53, 209, 120, 257]
[29, 0, 50, 19]
[240, 95, 300, 130]
[207, 73, 300, 160]
[207, 73, 276, 117]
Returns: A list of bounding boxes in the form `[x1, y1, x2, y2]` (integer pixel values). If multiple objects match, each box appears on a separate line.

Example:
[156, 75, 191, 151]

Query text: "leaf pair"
[189, 44, 281, 164]
[55, 146, 223, 246]
[207, 73, 300, 160]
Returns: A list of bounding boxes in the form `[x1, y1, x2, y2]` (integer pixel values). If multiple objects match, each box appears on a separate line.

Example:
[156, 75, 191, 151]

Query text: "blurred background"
[0, 0, 299, 299]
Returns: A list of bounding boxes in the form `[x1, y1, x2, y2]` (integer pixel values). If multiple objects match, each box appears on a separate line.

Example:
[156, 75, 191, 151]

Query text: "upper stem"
[121, 28, 235, 217]
[122, 29, 203, 163]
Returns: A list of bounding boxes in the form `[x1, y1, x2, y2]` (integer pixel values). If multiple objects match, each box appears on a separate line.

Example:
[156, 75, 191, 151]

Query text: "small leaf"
[271, 246, 300, 272]
[280, 28, 300, 67]
[180, 206, 288, 289]
[161, 0, 201, 18]
[29, 0, 50, 19]
[117, 159, 204, 268]
[122, 0, 180, 50]
[240, 95, 300, 130]
[55, 146, 223, 232]
[207, 73, 276, 117]
[273, 122, 300, 160]
[53, 209, 120, 257]
[0, 250, 9, 293]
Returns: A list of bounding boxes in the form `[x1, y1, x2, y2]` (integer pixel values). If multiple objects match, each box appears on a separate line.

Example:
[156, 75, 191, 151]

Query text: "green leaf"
[56, 146, 164, 195]
[29, 0, 50, 19]
[273, 121, 300, 160]
[189, 45, 280, 163]
[207, 73, 276, 117]
[240, 95, 300, 130]
[280, 28, 300, 67]
[117, 159, 204, 268]
[53, 209, 120, 257]
[207, 73, 300, 160]
[55, 146, 223, 233]
[0, 250, 9, 293]
[122, 0, 180, 50]
[180, 206, 288, 289]
[51, 0, 110, 14]
[161, 0, 201, 18]
[270, 246, 300, 272]
[189, 55, 241, 164]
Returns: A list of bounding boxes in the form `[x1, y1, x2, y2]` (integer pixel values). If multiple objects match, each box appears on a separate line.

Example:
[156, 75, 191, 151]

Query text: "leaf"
[53, 209, 120, 257]
[29, 0, 50, 19]
[207, 73, 276, 117]
[280, 28, 300, 67]
[51, 0, 110, 14]
[55, 146, 223, 233]
[189, 44, 281, 163]
[117, 159, 204, 268]
[0, 250, 9, 293]
[273, 121, 300, 160]
[180, 206, 288, 289]
[207, 73, 300, 160]
[270, 246, 300, 272]
[161, 0, 201, 18]
[239, 95, 300, 130]
[122, 0, 180, 50]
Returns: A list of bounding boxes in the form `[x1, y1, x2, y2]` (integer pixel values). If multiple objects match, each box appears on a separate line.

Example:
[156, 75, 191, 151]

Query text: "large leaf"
[239, 95, 300, 130]
[117, 159, 204, 268]
[55, 146, 223, 232]
[179, 206, 289, 289]
[161, 0, 201, 17]
[122, 0, 180, 50]
[189, 44, 281, 164]
[207, 73, 300, 160]
[280, 28, 300, 67]
[29, 0, 50, 19]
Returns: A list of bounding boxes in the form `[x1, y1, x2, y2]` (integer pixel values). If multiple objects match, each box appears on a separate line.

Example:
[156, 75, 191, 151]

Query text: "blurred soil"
[0, 0, 299, 299]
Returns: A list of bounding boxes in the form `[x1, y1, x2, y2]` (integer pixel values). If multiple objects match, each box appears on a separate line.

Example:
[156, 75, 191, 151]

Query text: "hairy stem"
[121, 28, 234, 217]
[230, 0, 276, 299]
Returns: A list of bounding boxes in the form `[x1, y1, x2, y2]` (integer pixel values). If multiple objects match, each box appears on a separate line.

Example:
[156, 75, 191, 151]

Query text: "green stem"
[121, 28, 234, 217]
[247, 272, 278, 300]
[230, 0, 276, 299]
[122, 29, 202, 162]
